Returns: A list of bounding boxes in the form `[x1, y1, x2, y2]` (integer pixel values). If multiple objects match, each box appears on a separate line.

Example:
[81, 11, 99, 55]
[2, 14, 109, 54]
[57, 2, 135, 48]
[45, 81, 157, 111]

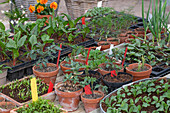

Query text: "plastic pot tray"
[0, 76, 55, 106]
[99, 77, 170, 113]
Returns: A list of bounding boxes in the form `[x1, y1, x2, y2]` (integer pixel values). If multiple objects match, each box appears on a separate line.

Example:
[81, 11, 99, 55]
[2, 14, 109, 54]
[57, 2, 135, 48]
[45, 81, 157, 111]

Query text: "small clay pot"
[81, 90, 104, 113]
[36, 15, 52, 25]
[0, 70, 7, 85]
[97, 41, 111, 51]
[55, 82, 83, 111]
[98, 63, 123, 76]
[106, 38, 120, 46]
[118, 34, 129, 43]
[32, 63, 59, 84]
[126, 63, 152, 81]
[60, 59, 85, 74]
[0, 102, 16, 113]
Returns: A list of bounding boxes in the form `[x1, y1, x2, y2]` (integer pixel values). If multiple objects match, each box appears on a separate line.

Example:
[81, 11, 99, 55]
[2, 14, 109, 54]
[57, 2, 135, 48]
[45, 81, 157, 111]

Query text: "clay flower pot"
[0, 69, 7, 85]
[33, 63, 59, 84]
[126, 63, 152, 81]
[106, 38, 120, 46]
[135, 28, 145, 35]
[0, 102, 16, 113]
[81, 90, 104, 113]
[55, 82, 83, 111]
[126, 31, 138, 38]
[97, 41, 111, 51]
[36, 15, 53, 25]
[98, 63, 123, 76]
[118, 33, 129, 43]
[60, 59, 85, 74]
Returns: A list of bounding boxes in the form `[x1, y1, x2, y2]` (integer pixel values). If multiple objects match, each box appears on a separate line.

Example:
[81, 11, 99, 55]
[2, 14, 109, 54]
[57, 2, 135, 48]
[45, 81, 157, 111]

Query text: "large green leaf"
[0, 22, 5, 30]
[29, 35, 37, 48]
[6, 38, 16, 49]
[18, 35, 27, 48]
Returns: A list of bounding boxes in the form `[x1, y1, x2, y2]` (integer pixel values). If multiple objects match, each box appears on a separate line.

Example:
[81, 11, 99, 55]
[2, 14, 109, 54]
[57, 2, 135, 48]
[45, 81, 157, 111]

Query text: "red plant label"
[86, 47, 91, 65]
[122, 47, 128, 67]
[48, 81, 53, 93]
[84, 85, 92, 95]
[56, 44, 62, 68]
[82, 17, 85, 25]
[111, 70, 117, 77]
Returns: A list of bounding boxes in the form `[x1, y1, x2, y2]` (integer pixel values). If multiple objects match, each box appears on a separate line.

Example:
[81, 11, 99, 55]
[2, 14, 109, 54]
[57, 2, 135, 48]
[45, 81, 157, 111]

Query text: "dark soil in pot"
[130, 65, 149, 72]
[35, 66, 57, 72]
[152, 67, 164, 72]
[58, 83, 82, 92]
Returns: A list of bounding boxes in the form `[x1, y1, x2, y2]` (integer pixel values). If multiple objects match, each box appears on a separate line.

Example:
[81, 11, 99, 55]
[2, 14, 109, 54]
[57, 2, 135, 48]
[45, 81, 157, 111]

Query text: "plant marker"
[109, 44, 114, 55]
[97, 1, 102, 7]
[82, 17, 85, 25]
[111, 70, 117, 77]
[96, 46, 101, 50]
[84, 85, 92, 95]
[31, 78, 38, 102]
[56, 44, 62, 68]
[122, 47, 128, 67]
[48, 81, 53, 93]
[86, 47, 91, 65]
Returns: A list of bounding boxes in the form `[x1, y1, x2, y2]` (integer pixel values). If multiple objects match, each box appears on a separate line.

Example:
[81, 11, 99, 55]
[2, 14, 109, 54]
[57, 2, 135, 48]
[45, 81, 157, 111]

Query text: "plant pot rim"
[100, 77, 169, 113]
[33, 63, 59, 77]
[81, 90, 104, 103]
[102, 72, 133, 84]
[126, 63, 152, 74]
[55, 82, 83, 97]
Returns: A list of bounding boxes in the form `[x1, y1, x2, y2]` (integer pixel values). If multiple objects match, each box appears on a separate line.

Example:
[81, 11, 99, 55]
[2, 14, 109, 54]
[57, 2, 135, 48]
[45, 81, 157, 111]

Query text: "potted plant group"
[55, 73, 83, 111]
[126, 56, 152, 81]
[10, 98, 68, 113]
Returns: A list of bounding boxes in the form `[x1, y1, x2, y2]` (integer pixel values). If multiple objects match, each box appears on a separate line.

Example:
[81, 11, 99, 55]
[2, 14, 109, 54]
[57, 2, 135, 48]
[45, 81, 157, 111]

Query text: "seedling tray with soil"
[100, 77, 170, 113]
[0, 76, 55, 106]
[151, 62, 170, 77]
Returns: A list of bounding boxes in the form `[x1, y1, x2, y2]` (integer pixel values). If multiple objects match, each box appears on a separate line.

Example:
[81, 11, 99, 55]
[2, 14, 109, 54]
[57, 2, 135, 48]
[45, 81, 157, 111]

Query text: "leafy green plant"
[16, 98, 63, 113]
[27, 43, 61, 69]
[6, 31, 27, 66]
[137, 56, 145, 72]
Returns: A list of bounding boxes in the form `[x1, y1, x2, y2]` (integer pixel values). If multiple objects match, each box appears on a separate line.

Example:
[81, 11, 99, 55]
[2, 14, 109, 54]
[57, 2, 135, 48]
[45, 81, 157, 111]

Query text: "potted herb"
[55, 73, 83, 111]
[126, 56, 152, 81]
[100, 77, 170, 113]
[30, 44, 62, 84]
[80, 76, 108, 113]
[0, 64, 11, 85]
[11, 98, 67, 113]
[98, 61, 123, 76]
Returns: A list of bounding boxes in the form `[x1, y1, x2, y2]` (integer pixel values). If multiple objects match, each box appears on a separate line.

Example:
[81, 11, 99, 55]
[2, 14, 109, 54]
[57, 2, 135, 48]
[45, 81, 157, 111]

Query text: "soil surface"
[82, 93, 102, 99]
[160, 64, 170, 69]
[131, 65, 149, 72]
[102, 78, 170, 112]
[104, 74, 132, 83]
[152, 68, 163, 72]
[35, 65, 57, 72]
[0, 77, 49, 103]
[58, 83, 81, 92]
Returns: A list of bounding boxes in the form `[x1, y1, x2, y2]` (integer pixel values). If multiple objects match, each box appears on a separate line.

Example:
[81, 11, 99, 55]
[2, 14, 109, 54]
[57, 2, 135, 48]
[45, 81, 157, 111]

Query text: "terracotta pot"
[126, 63, 152, 81]
[32, 63, 59, 84]
[118, 34, 129, 43]
[85, 46, 97, 50]
[97, 41, 111, 51]
[106, 38, 120, 46]
[126, 31, 138, 38]
[0, 102, 16, 113]
[0, 70, 7, 85]
[98, 63, 123, 76]
[10, 104, 68, 113]
[36, 15, 52, 25]
[60, 59, 85, 74]
[135, 28, 145, 35]
[81, 90, 104, 113]
[0, 97, 5, 102]
[55, 82, 83, 111]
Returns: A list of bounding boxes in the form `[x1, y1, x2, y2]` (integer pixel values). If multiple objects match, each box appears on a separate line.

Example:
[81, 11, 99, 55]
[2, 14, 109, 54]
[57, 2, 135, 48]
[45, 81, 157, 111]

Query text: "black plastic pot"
[151, 62, 170, 77]
[129, 25, 139, 30]
[136, 22, 144, 28]
[102, 72, 133, 93]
